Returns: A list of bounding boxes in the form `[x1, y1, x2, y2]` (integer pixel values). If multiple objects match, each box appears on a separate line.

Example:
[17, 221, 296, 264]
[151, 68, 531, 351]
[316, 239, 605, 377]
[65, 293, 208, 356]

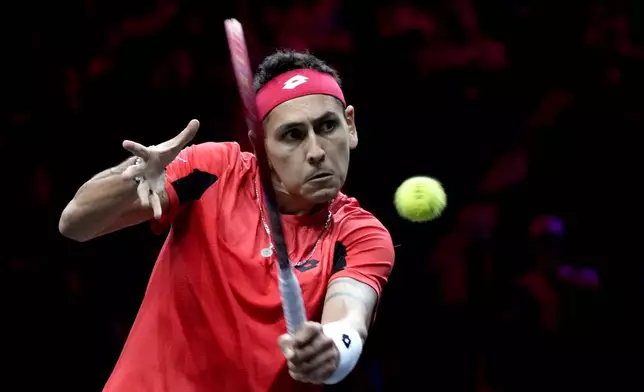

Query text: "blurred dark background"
[6, 0, 644, 390]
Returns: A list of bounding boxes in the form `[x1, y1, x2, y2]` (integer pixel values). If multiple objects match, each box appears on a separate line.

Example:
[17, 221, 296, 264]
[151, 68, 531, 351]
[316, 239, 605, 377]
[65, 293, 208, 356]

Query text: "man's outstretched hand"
[121, 119, 199, 219]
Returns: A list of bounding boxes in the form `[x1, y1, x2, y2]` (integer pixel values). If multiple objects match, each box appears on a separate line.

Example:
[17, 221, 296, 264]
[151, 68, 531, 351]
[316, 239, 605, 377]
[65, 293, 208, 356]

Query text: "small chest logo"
[294, 259, 319, 272]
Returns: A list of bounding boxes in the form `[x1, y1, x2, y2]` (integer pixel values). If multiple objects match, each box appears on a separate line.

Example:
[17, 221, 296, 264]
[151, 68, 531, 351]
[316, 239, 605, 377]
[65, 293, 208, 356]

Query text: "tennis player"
[59, 50, 395, 391]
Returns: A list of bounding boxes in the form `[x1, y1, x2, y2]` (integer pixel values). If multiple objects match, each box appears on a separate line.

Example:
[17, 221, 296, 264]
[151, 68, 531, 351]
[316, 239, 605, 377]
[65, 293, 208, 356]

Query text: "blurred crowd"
[6, 0, 644, 391]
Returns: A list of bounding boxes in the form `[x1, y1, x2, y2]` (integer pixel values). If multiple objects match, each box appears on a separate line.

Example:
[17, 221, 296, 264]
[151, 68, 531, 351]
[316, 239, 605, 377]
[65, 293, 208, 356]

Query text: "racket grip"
[279, 266, 307, 335]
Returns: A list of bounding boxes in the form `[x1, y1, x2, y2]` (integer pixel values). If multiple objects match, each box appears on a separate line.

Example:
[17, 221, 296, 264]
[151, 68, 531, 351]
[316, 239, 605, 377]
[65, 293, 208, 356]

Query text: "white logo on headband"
[282, 75, 309, 90]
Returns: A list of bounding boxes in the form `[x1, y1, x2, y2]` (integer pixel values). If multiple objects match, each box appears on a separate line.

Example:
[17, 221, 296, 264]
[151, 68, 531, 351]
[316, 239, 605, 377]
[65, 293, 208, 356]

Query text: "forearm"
[323, 301, 368, 343]
[320, 277, 376, 385]
[322, 278, 376, 343]
[59, 156, 144, 241]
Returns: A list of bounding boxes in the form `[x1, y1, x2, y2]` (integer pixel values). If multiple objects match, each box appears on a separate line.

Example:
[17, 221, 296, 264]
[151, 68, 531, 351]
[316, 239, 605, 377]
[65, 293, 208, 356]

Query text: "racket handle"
[278, 266, 307, 335]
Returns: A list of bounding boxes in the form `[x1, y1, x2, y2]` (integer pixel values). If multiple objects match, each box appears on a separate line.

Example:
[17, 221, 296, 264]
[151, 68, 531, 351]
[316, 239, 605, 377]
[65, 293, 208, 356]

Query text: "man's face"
[262, 94, 357, 207]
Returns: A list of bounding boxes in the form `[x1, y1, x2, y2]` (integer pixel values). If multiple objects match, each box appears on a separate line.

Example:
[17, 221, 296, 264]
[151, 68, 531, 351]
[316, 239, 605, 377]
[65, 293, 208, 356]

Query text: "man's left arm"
[280, 218, 394, 384]
[321, 216, 395, 337]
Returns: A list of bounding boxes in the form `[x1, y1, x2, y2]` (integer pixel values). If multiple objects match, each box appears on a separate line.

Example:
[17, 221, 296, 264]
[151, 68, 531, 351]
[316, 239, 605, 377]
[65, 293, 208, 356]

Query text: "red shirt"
[104, 142, 395, 392]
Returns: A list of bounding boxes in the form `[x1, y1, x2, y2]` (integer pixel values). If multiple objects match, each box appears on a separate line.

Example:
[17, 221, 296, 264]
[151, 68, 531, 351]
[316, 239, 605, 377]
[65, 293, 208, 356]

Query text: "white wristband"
[322, 321, 363, 385]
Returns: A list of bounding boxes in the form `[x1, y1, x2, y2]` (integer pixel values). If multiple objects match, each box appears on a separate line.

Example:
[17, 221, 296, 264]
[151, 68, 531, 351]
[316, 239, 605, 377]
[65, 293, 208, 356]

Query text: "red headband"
[256, 69, 346, 120]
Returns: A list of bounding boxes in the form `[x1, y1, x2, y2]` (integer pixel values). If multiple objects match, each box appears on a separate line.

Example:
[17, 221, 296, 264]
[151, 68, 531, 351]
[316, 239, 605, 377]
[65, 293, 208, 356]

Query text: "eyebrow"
[276, 111, 339, 134]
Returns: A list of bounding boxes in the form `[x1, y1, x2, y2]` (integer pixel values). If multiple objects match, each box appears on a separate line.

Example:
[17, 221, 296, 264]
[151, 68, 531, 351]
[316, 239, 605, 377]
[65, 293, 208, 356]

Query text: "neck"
[275, 190, 321, 215]
[267, 172, 315, 215]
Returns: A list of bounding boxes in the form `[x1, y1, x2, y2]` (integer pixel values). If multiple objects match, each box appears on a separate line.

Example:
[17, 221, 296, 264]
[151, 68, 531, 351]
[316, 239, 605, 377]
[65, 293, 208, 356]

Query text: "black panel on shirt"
[331, 241, 347, 275]
[171, 169, 219, 205]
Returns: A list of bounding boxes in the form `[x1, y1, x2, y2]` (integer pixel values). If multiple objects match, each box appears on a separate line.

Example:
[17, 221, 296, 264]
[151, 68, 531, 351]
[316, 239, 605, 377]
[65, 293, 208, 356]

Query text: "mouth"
[307, 172, 333, 182]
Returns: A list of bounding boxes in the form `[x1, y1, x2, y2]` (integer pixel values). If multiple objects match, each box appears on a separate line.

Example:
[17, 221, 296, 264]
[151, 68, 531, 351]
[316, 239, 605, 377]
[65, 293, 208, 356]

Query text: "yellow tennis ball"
[394, 176, 447, 222]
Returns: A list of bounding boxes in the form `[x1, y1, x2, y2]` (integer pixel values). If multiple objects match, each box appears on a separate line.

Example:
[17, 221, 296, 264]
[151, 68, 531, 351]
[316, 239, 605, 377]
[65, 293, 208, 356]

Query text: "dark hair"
[253, 49, 342, 92]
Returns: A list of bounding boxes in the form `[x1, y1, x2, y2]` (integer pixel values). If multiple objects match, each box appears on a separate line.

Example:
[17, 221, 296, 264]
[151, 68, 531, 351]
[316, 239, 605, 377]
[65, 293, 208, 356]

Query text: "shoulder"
[332, 193, 392, 244]
[186, 141, 240, 167]
[180, 142, 255, 175]
[326, 193, 395, 295]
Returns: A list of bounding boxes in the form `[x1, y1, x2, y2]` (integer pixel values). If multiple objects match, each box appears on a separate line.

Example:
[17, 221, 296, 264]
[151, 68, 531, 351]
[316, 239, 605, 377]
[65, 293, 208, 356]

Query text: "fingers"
[287, 342, 338, 384]
[150, 191, 162, 219]
[278, 334, 295, 360]
[170, 119, 199, 151]
[282, 322, 338, 384]
[292, 332, 333, 366]
[289, 334, 335, 373]
[283, 322, 325, 366]
[294, 321, 322, 349]
[288, 348, 337, 383]
[122, 163, 146, 180]
[122, 140, 150, 160]
[136, 178, 163, 218]
[137, 181, 151, 208]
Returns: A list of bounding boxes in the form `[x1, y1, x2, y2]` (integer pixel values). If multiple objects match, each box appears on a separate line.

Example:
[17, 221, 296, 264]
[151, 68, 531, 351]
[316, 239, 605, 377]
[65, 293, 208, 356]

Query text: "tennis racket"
[224, 18, 306, 336]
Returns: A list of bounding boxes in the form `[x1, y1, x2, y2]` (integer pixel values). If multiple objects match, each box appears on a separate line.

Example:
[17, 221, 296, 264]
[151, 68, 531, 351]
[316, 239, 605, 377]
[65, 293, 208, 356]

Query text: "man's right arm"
[59, 120, 204, 242]
[58, 156, 167, 242]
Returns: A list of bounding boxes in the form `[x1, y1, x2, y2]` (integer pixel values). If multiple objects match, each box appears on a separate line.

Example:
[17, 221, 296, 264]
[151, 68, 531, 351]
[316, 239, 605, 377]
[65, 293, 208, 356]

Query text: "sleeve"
[151, 142, 241, 234]
[329, 214, 395, 298]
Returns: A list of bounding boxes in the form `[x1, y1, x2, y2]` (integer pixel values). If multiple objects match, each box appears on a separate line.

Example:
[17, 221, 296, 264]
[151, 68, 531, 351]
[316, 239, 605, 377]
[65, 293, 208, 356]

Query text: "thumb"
[278, 334, 295, 359]
[169, 119, 199, 151]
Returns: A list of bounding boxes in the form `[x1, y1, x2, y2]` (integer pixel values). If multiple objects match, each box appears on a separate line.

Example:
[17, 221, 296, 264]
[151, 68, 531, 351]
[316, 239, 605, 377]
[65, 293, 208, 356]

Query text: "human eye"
[319, 119, 338, 134]
[280, 128, 304, 142]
